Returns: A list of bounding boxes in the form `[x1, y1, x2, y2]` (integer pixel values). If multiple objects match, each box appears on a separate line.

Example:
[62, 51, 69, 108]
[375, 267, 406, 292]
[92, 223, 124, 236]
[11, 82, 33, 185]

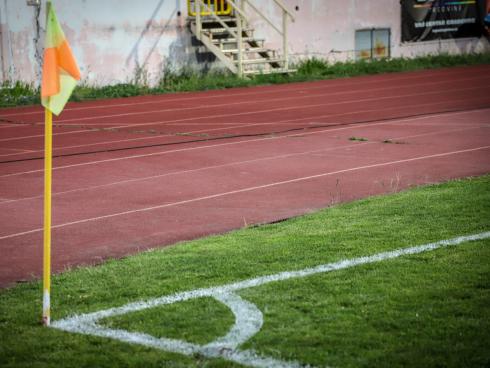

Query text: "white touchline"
[0, 145, 489, 241]
[1, 68, 482, 118]
[51, 232, 490, 368]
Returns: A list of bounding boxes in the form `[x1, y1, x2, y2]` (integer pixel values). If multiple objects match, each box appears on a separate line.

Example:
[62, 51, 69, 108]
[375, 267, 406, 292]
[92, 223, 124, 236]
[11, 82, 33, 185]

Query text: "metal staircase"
[187, 0, 296, 77]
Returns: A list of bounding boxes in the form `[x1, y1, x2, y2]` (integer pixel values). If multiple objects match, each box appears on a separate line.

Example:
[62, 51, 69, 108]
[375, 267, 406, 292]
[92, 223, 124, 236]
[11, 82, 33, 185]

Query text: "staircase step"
[199, 16, 236, 23]
[243, 68, 297, 76]
[206, 27, 254, 34]
[188, 12, 296, 77]
[212, 37, 264, 44]
[235, 58, 284, 65]
[223, 47, 272, 55]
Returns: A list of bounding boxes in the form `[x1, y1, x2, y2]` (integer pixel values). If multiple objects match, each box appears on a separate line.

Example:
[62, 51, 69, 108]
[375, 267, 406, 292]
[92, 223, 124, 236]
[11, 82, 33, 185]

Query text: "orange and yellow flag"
[41, 1, 80, 116]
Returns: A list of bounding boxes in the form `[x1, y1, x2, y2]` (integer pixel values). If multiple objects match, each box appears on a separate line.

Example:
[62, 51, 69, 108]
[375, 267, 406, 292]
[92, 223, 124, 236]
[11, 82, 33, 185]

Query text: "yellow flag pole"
[43, 107, 53, 326]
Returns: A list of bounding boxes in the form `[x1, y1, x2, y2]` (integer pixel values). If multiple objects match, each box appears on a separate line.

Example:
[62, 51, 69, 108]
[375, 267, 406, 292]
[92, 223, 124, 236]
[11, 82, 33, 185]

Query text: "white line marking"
[0, 147, 36, 153]
[52, 232, 490, 368]
[1, 145, 488, 240]
[1, 124, 482, 205]
[207, 292, 264, 350]
[2, 67, 484, 118]
[0, 124, 25, 129]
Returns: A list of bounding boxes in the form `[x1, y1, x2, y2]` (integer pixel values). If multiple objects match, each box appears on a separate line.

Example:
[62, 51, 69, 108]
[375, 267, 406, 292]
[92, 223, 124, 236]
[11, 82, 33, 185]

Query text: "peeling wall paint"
[0, 0, 488, 86]
[259, 0, 489, 62]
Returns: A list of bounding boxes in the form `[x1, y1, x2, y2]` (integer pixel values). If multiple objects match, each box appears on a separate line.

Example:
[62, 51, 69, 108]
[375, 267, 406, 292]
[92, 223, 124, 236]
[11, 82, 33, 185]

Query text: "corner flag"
[41, 0, 81, 115]
[41, 0, 80, 326]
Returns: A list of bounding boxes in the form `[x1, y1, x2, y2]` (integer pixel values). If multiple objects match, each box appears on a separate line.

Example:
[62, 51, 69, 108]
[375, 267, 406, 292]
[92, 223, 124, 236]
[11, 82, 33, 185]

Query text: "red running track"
[0, 65, 489, 287]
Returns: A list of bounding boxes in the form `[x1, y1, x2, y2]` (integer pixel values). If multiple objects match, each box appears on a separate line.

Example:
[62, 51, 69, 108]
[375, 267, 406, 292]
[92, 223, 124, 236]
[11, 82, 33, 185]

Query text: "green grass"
[104, 297, 236, 346]
[349, 136, 369, 142]
[0, 175, 489, 367]
[1, 53, 489, 108]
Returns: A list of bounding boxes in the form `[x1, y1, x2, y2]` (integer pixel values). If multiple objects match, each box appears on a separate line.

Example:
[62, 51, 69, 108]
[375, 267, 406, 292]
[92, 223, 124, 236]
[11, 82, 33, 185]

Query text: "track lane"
[0, 81, 488, 168]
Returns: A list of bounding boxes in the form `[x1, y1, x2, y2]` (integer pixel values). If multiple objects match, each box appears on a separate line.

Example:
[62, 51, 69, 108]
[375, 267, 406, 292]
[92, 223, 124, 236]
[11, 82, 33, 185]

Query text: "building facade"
[0, 0, 488, 86]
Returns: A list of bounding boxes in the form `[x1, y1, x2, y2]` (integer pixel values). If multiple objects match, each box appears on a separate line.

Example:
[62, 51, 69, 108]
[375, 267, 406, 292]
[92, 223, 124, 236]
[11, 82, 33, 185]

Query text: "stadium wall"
[0, 0, 488, 86]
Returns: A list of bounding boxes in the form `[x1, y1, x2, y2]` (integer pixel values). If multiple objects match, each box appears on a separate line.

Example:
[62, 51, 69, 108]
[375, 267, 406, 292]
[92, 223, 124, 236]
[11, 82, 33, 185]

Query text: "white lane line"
[0, 108, 486, 179]
[0, 147, 36, 153]
[0, 124, 26, 129]
[1, 83, 488, 143]
[52, 231, 490, 368]
[208, 292, 264, 350]
[1, 124, 482, 205]
[1, 145, 488, 240]
[2, 66, 484, 118]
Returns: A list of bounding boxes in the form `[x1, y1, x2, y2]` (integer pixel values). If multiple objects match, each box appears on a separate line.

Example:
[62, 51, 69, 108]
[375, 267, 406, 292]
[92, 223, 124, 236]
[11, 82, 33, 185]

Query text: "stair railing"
[189, 0, 295, 77]
[224, 0, 295, 74]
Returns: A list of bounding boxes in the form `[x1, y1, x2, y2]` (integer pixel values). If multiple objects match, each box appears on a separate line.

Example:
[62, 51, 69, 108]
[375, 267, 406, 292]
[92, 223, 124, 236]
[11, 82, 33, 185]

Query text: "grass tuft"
[349, 136, 369, 142]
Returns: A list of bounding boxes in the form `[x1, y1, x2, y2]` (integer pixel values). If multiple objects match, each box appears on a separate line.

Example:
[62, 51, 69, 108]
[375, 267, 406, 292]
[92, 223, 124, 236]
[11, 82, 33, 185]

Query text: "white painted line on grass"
[1, 145, 488, 240]
[52, 231, 490, 368]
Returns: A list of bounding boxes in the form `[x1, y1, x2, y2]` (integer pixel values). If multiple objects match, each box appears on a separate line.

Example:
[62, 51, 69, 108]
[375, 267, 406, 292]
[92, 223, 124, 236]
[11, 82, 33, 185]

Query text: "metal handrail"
[189, 0, 295, 77]
[227, 0, 281, 34]
[272, 0, 295, 22]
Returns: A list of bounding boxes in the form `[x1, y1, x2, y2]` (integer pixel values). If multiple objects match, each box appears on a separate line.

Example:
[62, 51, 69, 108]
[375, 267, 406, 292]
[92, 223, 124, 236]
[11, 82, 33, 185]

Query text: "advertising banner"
[484, 0, 490, 35]
[401, 0, 481, 42]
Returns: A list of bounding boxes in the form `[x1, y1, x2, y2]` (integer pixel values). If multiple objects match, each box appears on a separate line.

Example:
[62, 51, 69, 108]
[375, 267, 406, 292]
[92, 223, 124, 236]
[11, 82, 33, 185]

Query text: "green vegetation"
[0, 80, 40, 107]
[0, 176, 489, 367]
[1, 52, 489, 108]
[349, 136, 369, 142]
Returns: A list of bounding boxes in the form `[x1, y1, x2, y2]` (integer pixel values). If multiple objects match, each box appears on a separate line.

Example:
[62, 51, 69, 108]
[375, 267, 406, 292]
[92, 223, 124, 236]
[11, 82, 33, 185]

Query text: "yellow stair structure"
[187, 0, 296, 77]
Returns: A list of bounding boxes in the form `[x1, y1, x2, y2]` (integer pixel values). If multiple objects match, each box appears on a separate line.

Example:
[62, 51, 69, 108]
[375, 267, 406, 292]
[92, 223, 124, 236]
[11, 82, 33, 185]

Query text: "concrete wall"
[0, 0, 488, 86]
[0, 0, 195, 85]
[255, 0, 489, 62]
